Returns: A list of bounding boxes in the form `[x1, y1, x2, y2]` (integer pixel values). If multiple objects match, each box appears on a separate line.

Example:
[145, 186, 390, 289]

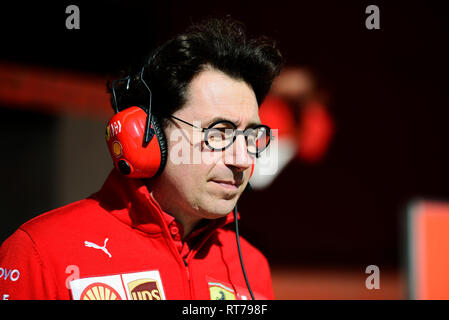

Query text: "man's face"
[155, 68, 259, 220]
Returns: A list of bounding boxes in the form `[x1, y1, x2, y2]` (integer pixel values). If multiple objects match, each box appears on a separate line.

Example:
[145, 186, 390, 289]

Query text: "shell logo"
[112, 141, 122, 157]
[80, 282, 122, 300]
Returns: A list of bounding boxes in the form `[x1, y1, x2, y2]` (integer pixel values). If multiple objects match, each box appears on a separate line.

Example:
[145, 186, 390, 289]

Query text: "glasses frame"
[169, 115, 272, 156]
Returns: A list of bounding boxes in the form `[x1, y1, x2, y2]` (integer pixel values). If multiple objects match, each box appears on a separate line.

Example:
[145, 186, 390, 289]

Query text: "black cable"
[234, 203, 255, 300]
[139, 66, 154, 144]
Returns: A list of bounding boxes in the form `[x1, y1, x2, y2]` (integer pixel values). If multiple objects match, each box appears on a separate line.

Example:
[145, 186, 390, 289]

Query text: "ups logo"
[127, 279, 162, 300]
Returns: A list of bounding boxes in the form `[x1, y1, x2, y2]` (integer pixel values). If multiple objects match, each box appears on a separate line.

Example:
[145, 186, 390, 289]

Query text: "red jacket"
[0, 169, 273, 300]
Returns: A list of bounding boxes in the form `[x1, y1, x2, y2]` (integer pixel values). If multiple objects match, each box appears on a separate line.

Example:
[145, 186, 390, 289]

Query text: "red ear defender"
[105, 106, 167, 178]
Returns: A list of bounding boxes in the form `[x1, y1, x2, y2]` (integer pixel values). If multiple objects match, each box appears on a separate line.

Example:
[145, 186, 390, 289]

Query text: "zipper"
[153, 202, 234, 299]
[183, 259, 190, 280]
[142, 192, 235, 299]
[183, 223, 224, 299]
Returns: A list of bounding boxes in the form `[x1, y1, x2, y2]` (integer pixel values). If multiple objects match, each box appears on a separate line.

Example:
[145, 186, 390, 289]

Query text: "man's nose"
[223, 134, 253, 171]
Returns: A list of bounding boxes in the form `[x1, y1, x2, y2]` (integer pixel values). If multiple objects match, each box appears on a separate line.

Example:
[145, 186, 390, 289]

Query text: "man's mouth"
[210, 180, 243, 190]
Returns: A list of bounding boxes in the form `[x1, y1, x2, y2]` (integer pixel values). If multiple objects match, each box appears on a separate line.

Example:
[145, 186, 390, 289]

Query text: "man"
[0, 17, 282, 300]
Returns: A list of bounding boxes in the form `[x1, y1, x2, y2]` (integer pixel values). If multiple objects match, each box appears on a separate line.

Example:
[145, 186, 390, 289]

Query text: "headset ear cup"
[150, 116, 168, 177]
[106, 106, 167, 178]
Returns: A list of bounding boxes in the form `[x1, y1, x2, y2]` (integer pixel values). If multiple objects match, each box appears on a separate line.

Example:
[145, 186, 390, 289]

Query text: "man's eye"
[208, 128, 234, 142]
[210, 128, 226, 137]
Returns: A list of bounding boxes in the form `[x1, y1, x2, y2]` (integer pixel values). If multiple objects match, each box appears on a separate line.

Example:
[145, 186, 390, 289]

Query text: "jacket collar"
[90, 169, 237, 236]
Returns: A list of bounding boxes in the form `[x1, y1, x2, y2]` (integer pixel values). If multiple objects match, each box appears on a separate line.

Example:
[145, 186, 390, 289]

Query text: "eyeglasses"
[170, 115, 272, 156]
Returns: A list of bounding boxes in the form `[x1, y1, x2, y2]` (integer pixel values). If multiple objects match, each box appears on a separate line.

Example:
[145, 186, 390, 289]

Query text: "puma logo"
[84, 238, 112, 258]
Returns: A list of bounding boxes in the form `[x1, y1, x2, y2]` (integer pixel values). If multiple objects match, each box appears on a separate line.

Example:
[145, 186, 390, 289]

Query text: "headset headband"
[111, 66, 155, 145]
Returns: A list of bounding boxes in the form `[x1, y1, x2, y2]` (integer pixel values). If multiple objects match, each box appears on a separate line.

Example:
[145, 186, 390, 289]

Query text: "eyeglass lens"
[205, 121, 271, 155]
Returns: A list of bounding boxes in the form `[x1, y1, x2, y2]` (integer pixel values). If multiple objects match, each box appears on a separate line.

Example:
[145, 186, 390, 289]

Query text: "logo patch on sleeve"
[70, 270, 165, 300]
[206, 276, 268, 300]
[207, 278, 237, 300]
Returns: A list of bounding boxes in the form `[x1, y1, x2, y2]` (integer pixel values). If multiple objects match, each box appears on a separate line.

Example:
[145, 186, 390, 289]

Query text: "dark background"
[0, 0, 448, 273]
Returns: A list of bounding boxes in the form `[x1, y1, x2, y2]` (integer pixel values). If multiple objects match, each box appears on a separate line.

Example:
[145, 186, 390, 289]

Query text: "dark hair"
[108, 16, 283, 127]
